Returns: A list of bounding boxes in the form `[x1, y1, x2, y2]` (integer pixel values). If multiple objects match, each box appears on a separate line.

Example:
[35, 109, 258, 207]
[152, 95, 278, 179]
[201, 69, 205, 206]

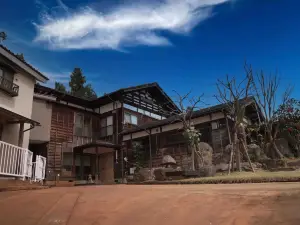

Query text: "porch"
[62, 141, 121, 184]
[0, 106, 40, 148]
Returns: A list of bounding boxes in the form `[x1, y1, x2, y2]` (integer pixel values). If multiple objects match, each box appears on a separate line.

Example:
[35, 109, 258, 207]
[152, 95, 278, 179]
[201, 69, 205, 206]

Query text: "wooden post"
[72, 151, 76, 179]
[121, 147, 124, 182]
[18, 122, 24, 147]
[149, 130, 152, 173]
[95, 147, 99, 183]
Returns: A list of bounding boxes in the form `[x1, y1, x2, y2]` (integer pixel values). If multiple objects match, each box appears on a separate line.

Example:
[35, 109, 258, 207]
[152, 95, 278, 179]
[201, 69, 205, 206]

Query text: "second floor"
[30, 82, 179, 145]
[0, 45, 48, 118]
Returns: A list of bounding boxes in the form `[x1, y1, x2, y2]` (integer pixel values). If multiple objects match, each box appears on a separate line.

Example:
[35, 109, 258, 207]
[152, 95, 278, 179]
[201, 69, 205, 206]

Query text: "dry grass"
[141, 171, 300, 184]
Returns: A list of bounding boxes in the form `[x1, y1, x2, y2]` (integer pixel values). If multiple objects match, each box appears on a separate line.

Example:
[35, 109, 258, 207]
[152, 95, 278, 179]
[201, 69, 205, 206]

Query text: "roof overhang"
[73, 140, 121, 154]
[0, 106, 40, 126]
[0, 45, 48, 83]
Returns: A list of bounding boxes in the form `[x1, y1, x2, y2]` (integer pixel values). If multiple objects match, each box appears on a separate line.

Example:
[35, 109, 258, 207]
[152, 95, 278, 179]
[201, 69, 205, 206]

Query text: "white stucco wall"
[0, 72, 36, 148]
[29, 98, 52, 143]
[122, 112, 225, 141]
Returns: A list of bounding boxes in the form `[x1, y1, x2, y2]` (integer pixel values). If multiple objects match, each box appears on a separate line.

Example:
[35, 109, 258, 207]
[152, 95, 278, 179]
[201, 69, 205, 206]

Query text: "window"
[124, 113, 138, 125]
[0, 67, 13, 82]
[100, 116, 113, 137]
[74, 113, 92, 136]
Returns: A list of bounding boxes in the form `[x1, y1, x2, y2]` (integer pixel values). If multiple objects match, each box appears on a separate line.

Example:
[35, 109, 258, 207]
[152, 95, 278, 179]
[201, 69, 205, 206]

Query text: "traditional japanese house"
[121, 98, 262, 173]
[29, 82, 179, 182]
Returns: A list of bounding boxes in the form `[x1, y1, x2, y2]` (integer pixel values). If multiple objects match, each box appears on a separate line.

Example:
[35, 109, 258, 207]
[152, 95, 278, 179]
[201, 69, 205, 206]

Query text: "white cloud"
[43, 72, 70, 87]
[34, 0, 231, 50]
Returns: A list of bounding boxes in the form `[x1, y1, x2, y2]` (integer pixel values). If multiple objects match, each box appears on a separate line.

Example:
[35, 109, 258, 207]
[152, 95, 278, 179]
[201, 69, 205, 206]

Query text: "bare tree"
[172, 91, 204, 171]
[252, 70, 292, 158]
[215, 63, 255, 173]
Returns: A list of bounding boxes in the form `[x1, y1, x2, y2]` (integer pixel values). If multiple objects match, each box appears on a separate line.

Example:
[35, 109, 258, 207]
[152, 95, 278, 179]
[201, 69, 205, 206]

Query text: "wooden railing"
[0, 75, 19, 96]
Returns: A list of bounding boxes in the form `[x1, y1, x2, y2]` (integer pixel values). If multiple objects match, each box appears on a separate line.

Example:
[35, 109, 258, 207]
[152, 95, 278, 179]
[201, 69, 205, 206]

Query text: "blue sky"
[1, 0, 300, 104]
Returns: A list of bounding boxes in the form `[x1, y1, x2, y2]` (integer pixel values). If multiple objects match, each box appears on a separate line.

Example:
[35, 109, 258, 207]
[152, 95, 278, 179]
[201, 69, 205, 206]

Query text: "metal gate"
[32, 155, 46, 182]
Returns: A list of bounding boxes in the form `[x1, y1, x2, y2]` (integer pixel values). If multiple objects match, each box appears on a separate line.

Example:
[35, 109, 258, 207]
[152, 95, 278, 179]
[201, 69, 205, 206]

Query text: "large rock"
[162, 155, 176, 166]
[213, 144, 232, 165]
[275, 138, 294, 157]
[196, 142, 213, 167]
[247, 144, 262, 161]
[215, 163, 229, 172]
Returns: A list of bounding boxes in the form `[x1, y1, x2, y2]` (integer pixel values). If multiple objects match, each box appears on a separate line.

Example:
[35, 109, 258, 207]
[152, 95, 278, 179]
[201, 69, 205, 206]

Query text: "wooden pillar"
[72, 151, 76, 178]
[149, 130, 152, 171]
[121, 147, 124, 181]
[18, 122, 24, 147]
[80, 153, 84, 180]
[95, 147, 99, 183]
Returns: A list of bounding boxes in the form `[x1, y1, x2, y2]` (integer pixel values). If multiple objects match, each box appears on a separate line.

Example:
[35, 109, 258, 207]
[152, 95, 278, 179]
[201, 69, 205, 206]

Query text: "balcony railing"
[0, 75, 19, 97]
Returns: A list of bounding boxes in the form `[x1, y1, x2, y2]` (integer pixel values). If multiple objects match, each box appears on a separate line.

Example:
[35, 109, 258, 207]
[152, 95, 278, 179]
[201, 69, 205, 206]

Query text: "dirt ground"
[0, 183, 300, 225]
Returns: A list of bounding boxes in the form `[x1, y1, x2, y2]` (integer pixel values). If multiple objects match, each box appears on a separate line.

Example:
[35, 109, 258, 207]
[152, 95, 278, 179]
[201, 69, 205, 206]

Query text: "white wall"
[95, 101, 121, 114]
[29, 98, 52, 143]
[0, 73, 36, 148]
[122, 112, 225, 141]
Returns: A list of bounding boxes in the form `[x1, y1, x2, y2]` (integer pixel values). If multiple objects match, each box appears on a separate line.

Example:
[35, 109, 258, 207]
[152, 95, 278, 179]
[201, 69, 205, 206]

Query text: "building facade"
[29, 83, 178, 182]
[0, 45, 48, 149]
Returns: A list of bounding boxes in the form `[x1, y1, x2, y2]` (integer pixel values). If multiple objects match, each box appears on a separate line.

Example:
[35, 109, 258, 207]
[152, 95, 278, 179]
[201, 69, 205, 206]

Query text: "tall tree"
[0, 31, 7, 43]
[215, 63, 255, 173]
[69, 68, 86, 96]
[251, 71, 292, 158]
[69, 68, 97, 99]
[55, 82, 67, 93]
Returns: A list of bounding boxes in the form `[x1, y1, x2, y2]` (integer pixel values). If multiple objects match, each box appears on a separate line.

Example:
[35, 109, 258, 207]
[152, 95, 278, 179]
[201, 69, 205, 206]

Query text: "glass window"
[124, 113, 138, 125]
[125, 113, 131, 124]
[131, 115, 138, 125]
[107, 116, 113, 126]
[100, 116, 114, 137]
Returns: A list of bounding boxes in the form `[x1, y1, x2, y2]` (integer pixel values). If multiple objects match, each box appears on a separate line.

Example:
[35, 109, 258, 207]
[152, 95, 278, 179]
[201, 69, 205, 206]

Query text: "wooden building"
[121, 98, 262, 172]
[29, 83, 179, 182]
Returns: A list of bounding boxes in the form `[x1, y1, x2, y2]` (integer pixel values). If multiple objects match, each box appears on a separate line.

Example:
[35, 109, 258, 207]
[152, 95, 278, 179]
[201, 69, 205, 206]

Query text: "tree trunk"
[272, 141, 284, 158]
[240, 140, 255, 172]
[191, 143, 195, 171]
[227, 144, 234, 175]
[233, 133, 241, 172]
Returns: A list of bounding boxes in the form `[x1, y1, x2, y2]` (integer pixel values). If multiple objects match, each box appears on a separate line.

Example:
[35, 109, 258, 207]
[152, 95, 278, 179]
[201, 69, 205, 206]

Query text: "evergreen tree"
[0, 31, 7, 43]
[69, 68, 86, 95]
[55, 82, 67, 93]
[68, 68, 97, 99]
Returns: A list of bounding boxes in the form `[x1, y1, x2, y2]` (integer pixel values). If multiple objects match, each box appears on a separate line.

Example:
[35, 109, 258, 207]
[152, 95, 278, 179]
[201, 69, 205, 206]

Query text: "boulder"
[215, 163, 229, 172]
[196, 142, 213, 166]
[162, 155, 176, 166]
[275, 138, 294, 157]
[198, 165, 216, 177]
[247, 144, 262, 161]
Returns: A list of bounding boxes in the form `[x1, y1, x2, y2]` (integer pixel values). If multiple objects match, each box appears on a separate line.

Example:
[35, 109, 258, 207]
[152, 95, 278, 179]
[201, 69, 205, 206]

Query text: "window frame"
[124, 113, 138, 125]
[100, 115, 114, 137]
[74, 113, 92, 137]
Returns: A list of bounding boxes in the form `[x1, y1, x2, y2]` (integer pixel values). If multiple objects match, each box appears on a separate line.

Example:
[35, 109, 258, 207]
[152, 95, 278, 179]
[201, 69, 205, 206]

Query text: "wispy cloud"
[43, 71, 70, 87]
[33, 0, 231, 50]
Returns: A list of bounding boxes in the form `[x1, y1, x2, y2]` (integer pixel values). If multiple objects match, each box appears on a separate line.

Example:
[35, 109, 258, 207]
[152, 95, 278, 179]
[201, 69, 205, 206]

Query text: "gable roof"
[34, 82, 180, 114]
[0, 45, 48, 82]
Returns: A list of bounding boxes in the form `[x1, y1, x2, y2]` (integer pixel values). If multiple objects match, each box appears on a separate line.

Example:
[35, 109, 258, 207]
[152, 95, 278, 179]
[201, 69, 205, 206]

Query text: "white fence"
[0, 140, 33, 180]
[32, 155, 46, 182]
[0, 140, 45, 182]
